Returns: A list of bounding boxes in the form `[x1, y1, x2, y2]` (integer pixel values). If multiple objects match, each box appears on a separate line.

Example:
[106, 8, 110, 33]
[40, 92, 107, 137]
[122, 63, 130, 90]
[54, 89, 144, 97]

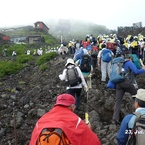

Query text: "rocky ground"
[0, 55, 145, 145]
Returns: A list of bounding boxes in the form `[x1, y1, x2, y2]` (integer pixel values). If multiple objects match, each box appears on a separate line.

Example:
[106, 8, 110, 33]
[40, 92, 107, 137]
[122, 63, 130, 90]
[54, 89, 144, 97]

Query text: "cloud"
[0, 0, 145, 29]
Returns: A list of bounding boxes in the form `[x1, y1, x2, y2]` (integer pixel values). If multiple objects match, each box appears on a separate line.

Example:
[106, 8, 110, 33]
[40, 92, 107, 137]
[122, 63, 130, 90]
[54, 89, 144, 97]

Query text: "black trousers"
[113, 78, 137, 121]
[66, 88, 82, 110]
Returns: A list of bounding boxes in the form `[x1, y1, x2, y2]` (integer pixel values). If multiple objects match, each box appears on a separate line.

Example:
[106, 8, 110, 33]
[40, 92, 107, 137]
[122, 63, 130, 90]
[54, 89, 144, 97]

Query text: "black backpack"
[66, 67, 82, 87]
[80, 55, 91, 73]
[127, 112, 145, 145]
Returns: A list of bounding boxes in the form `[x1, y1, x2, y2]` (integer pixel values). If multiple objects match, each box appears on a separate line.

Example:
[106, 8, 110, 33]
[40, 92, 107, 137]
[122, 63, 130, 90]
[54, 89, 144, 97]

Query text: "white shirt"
[59, 65, 88, 89]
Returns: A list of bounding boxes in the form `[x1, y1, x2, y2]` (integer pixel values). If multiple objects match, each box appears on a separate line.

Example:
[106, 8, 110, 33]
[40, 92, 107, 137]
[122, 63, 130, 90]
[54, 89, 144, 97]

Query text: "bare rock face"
[0, 55, 145, 145]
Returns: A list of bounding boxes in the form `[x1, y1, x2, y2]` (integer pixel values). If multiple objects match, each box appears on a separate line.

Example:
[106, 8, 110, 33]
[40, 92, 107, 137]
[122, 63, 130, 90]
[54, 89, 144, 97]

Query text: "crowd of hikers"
[29, 33, 145, 145]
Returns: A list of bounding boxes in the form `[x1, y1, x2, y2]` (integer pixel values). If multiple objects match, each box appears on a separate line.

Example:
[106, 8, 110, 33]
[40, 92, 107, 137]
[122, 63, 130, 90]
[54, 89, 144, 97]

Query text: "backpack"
[130, 54, 142, 69]
[102, 49, 112, 62]
[120, 44, 130, 55]
[106, 42, 116, 51]
[66, 67, 82, 87]
[90, 46, 98, 57]
[110, 57, 127, 83]
[127, 112, 145, 145]
[80, 55, 91, 73]
[37, 128, 71, 145]
[106, 79, 116, 89]
[86, 45, 92, 51]
[74, 48, 84, 61]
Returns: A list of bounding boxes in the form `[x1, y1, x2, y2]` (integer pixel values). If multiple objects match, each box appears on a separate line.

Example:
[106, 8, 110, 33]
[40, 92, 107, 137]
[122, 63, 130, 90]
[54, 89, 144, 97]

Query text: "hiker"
[97, 43, 114, 84]
[29, 93, 101, 145]
[139, 39, 145, 61]
[81, 40, 90, 48]
[130, 36, 140, 57]
[114, 42, 123, 58]
[112, 54, 145, 125]
[12, 50, 16, 56]
[90, 45, 99, 73]
[59, 58, 88, 110]
[75, 40, 81, 51]
[37, 48, 43, 56]
[3, 49, 7, 57]
[27, 49, 31, 55]
[90, 34, 97, 46]
[33, 49, 37, 56]
[117, 89, 145, 145]
[58, 44, 68, 59]
[73, 46, 88, 62]
[68, 40, 75, 55]
[75, 51, 93, 89]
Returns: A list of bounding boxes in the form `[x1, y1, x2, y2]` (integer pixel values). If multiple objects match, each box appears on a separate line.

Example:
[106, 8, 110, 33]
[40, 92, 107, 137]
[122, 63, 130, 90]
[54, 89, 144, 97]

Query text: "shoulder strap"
[133, 112, 142, 118]
[132, 112, 142, 129]
[38, 128, 65, 145]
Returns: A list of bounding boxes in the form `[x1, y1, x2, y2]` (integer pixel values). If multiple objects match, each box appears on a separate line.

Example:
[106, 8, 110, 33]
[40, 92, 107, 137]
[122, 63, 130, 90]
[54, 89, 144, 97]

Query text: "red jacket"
[29, 106, 101, 145]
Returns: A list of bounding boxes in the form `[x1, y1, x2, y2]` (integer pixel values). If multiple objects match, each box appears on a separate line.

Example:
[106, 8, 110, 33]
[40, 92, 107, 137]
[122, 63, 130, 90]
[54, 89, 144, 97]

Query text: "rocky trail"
[0, 55, 145, 145]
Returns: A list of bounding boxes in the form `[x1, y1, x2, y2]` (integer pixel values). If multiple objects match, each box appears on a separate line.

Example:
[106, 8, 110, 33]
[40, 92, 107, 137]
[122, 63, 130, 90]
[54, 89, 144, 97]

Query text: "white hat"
[65, 58, 75, 67]
[135, 89, 145, 102]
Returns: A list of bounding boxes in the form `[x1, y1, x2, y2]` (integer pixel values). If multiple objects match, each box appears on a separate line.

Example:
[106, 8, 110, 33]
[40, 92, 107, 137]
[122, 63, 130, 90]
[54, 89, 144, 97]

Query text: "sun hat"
[135, 89, 145, 102]
[54, 94, 76, 107]
[65, 58, 75, 67]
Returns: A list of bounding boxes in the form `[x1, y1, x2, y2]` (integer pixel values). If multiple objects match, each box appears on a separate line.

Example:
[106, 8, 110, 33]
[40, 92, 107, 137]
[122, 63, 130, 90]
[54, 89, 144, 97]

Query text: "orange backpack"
[37, 128, 71, 145]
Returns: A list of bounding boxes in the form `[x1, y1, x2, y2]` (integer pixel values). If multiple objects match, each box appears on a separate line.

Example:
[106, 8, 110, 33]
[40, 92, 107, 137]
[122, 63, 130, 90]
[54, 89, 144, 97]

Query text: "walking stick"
[86, 91, 89, 101]
[85, 112, 89, 124]
[140, 59, 144, 67]
[13, 102, 17, 145]
[89, 75, 92, 89]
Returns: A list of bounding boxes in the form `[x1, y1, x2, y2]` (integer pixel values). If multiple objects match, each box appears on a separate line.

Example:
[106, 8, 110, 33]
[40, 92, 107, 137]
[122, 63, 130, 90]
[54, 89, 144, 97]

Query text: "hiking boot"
[111, 119, 121, 125]
[101, 81, 106, 85]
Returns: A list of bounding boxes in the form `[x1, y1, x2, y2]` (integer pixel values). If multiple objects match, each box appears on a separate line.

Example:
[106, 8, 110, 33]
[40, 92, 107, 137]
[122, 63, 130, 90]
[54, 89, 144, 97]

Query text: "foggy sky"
[0, 0, 145, 30]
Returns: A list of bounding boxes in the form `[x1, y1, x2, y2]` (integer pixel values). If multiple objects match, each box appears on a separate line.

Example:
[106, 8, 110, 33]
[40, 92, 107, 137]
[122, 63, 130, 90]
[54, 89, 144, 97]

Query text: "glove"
[59, 74, 63, 81]
[84, 86, 89, 92]
[88, 73, 92, 78]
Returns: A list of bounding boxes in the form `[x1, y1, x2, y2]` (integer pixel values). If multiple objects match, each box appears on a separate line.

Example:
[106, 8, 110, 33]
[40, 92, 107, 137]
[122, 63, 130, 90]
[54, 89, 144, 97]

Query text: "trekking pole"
[86, 91, 89, 101]
[140, 59, 144, 67]
[13, 102, 17, 145]
[89, 75, 92, 89]
[85, 112, 89, 124]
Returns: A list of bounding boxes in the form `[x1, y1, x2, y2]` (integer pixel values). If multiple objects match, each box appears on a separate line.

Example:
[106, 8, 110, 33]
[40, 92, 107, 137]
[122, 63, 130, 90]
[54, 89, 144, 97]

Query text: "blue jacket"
[124, 60, 145, 75]
[117, 108, 145, 145]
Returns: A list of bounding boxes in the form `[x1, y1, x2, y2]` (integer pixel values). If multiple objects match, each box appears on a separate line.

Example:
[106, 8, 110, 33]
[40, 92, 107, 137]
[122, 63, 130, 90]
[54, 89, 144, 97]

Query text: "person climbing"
[75, 49, 93, 89]
[117, 89, 145, 145]
[97, 43, 114, 84]
[112, 54, 145, 125]
[59, 58, 88, 111]
[29, 93, 102, 145]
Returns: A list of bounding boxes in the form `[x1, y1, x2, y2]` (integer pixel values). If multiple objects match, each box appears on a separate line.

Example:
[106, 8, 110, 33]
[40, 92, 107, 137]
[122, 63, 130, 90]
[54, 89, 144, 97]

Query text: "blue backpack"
[74, 48, 84, 61]
[106, 79, 116, 89]
[110, 57, 126, 83]
[102, 49, 112, 62]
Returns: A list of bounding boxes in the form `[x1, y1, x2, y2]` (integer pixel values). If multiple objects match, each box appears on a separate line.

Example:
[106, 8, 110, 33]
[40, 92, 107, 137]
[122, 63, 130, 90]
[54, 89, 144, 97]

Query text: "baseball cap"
[54, 94, 76, 107]
[135, 89, 145, 102]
